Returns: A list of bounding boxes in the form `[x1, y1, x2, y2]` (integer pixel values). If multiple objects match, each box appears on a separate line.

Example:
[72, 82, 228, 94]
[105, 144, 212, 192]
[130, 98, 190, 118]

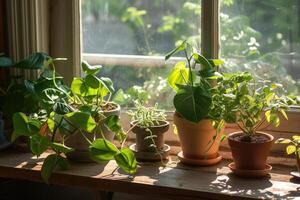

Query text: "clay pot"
[131, 120, 169, 152]
[228, 131, 274, 170]
[174, 112, 224, 160]
[65, 102, 120, 162]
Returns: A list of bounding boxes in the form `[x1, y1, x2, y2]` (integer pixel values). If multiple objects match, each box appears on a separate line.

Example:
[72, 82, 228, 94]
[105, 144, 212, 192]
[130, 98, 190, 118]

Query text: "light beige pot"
[174, 112, 224, 161]
[65, 103, 120, 162]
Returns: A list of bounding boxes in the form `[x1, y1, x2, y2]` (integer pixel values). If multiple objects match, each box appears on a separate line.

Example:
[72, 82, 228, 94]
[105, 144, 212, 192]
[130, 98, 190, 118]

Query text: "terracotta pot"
[131, 120, 169, 152]
[228, 131, 274, 170]
[173, 112, 224, 160]
[65, 102, 120, 162]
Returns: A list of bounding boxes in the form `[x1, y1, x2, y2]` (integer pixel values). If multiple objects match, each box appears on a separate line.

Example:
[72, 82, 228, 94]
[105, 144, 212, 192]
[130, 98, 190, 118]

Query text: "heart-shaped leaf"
[114, 148, 137, 174]
[89, 139, 119, 161]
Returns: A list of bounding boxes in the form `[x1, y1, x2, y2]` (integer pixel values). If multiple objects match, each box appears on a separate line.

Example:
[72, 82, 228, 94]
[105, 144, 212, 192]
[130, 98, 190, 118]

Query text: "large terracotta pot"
[174, 112, 223, 161]
[131, 120, 169, 152]
[65, 103, 120, 162]
[228, 131, 274, 170]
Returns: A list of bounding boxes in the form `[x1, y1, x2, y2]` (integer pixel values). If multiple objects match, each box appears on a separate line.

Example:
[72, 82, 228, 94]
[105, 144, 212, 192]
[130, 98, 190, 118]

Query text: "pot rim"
[228, 131, 274, 143]
[100, 102, 120, 114]
[174, 112, 212, 123]
[130, 120, 169, 129]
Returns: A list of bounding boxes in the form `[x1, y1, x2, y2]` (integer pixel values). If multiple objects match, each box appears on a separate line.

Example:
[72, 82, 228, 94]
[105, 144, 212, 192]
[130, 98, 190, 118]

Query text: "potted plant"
[276, 136, 300, 177]
[12, 58, 137, 182]
[215, 72, 295, 177]
[128, 102, 170, 162]
[0, 53, 52, 150]
[64, 61, 123, 162]
[165, 41, 225, 165]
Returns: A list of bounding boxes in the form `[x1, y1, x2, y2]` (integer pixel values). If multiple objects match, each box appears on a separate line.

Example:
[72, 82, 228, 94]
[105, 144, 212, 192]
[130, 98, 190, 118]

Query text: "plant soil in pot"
[228, 131, 274, 170]
[174, 113, 223, 165]
[128, 103, 171, 162]
[65, 102, 120, 162]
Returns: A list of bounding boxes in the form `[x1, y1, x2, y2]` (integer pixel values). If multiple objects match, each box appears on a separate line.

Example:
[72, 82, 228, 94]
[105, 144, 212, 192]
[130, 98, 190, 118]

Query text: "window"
[220, 0, 300, 95]
[82, 0, 202, 109]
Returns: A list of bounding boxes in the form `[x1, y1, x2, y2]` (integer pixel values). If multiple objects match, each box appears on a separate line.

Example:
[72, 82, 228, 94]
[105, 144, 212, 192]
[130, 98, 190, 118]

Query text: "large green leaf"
[14, 52, 50, 69]
[99, 77, 115, 93]
[0, 57, 13, 67]
[89, 139, 119, 161]
[29, 134, 50, 156]
[105, 115, 126, 142]
[64, 111, 96, 133]
[71, 78, 98, 97]
[174, 85, 212, 123]
[114, 148, 137, 174]
[41, 154, 59, 183]
[167, 61, 190, 92]
[13, 112, 37, 137]
[82, 61, 102, 75]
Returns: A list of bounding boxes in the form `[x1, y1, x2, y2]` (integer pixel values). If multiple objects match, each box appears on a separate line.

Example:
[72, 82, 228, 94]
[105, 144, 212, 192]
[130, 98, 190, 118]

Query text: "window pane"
[220, 0, 300, 95]
[81, 0, 201, 108]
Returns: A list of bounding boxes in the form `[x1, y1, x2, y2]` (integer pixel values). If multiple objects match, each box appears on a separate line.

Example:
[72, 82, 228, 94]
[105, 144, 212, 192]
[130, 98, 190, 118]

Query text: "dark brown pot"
[174, 112, 224, 160]
[131, 120, 169, 152]
[228, 131, 274, 170]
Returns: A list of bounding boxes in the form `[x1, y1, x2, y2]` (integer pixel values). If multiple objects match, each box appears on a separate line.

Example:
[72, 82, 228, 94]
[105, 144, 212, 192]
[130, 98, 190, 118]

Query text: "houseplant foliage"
[128, 102, 169, 162]
[276, 136, 300, 173]
[12, 57, 137, 182]
[215, 72, 295, 172]
[165, 41, 225, 165]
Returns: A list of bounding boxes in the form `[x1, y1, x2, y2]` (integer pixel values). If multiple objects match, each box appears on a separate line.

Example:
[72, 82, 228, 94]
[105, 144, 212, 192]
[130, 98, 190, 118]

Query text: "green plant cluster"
[276, 136, 300, 159]
[0, 53, 137, 182]
[128, 102, 166, 128]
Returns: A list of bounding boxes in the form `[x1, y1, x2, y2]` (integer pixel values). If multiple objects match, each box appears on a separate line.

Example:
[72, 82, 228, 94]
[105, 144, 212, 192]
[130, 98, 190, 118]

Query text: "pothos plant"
[212, 72, 296, 141]
[12, 57, 137, 182]
[276, 136, 300, 159]
[165, 41, 224, 129]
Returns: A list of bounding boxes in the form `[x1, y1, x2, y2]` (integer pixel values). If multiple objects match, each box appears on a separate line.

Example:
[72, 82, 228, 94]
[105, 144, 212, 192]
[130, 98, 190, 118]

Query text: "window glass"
[81, 0, 201, 108]
[220, 0, 300, 95]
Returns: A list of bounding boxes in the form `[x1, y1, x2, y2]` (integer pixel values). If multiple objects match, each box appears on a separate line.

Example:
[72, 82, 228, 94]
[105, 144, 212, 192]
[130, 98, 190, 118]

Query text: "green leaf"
[279, 109, 288, 120]
[71, 77, 98, 97]
[51, 143, 74, 153]
[193, 53, 213, 69]
[105, 115, 126, 142]
[65, 112, 96, 133]
[275, 138, 292, 144]
[14, 52, 50, 69]
[85, 74, 100, 89]
[167, 61, 190, 92]
[114, 148, 137, 174]
[12, 113, 40, 138]
[165, 41, 186, 60]
[99, 77, 115, 94]
[29, 134, 50, 156]
[292, 135, 300, 141]
[57, 156, 70, 170]
[89, 139, 119, 161]
[208, 59, 224, 67]
[286, 145, 296, 155]
[82, 61, 102, 75]
[174, 85, 212, 123]
[41, 154, 59, 183]
[0, 57, 14, 67]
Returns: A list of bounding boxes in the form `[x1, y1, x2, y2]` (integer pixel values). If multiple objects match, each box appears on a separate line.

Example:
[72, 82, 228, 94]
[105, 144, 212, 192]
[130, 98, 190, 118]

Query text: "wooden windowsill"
[0, 150, 299, 200]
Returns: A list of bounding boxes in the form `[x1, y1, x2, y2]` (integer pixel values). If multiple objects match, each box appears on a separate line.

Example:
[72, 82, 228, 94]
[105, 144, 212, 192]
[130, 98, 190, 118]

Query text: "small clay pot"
[228, 131, 274, 170]
[131, 120, 169, 152]
[174, 112, 224, 161]
[65, 102, 120, 162]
